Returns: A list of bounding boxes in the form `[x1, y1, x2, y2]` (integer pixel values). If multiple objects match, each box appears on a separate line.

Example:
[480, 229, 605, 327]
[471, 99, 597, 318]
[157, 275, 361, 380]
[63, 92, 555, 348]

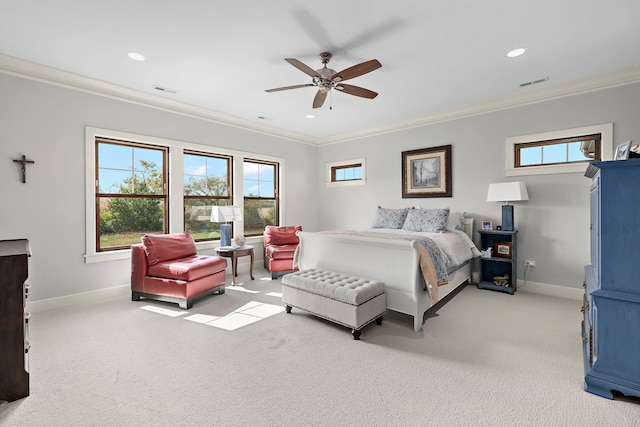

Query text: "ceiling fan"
[265, 52, 382, 109]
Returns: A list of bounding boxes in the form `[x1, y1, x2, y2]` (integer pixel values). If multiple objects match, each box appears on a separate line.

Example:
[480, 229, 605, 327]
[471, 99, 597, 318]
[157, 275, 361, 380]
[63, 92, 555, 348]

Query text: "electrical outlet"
[525, 260, 536, 267]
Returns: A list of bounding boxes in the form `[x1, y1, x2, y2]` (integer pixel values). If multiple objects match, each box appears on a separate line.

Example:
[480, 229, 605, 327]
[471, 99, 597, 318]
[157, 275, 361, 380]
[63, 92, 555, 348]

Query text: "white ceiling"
[2, 0, 640, 144]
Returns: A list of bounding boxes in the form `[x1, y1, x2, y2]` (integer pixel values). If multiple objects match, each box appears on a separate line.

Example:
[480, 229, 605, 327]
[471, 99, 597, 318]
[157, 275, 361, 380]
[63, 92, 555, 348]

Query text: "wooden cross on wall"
[12, 155, 35, 183]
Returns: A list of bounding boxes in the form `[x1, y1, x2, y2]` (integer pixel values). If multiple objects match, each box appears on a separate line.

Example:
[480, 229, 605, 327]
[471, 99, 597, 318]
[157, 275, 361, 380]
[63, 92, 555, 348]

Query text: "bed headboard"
[463, 218, 474, 239]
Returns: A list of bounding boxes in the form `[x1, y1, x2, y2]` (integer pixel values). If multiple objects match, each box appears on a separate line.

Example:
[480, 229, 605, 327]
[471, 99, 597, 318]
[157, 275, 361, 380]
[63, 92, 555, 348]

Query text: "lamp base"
[220, 224, 232, 247]
[502, 205, 514, 231]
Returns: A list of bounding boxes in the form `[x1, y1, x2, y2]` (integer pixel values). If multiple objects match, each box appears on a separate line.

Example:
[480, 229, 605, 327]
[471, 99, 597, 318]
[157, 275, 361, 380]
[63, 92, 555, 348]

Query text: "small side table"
[215, 245, 254, 286]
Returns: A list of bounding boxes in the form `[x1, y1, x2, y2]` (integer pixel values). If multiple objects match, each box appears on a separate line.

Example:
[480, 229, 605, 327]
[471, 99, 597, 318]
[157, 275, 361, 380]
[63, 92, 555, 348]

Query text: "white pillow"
[446, 211, 466, 231]
[402, 208, 450, 233]
[371, 206, 410, 229]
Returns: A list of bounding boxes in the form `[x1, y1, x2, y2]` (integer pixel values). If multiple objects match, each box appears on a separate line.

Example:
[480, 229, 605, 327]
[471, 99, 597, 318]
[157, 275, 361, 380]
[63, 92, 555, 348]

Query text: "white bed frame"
[295, 218, 474, 332]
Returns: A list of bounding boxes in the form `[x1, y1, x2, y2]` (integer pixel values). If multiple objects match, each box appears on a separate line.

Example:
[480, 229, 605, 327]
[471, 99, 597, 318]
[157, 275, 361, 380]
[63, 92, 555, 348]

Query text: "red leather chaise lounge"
[263, 225, 302, 279]
[131, 232, 227, 309]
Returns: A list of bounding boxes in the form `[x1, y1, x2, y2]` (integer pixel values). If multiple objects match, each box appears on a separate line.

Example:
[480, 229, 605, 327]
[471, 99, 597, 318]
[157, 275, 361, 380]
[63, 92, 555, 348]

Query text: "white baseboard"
[27, 284, 130, 314]
[516, 280, 583, 301]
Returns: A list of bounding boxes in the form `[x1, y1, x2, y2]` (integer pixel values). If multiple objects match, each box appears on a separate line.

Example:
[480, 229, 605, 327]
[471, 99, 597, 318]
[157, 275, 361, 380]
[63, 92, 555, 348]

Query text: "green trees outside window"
[243, 159, 278, 236]
[97, 140, 167, 251]
[183, 151, 232, 241]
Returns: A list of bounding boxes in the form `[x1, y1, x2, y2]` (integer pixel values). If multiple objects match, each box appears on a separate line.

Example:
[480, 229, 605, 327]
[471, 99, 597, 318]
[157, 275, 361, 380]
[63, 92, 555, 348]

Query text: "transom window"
[515, 134, 601, 168]
[243, 159, 278, 236]
[505, 124, 612, 177]
[331, 163, 363, 182]
[326, 157, 366, 187]
[183, 151, 232, 241]
[96, 138, 168, 251]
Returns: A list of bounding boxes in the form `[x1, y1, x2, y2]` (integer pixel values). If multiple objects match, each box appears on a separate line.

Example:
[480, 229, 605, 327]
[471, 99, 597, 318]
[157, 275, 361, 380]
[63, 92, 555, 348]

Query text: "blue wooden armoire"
[583, 158, 640, 399]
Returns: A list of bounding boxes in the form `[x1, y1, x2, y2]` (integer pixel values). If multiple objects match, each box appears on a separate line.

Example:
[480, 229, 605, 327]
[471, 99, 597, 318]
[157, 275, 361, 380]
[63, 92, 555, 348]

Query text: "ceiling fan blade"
[312, 90, 327, 108]
[335, 84, 378, 99]
[265, 84, 314, 93]
[332, 59, 382, 82]
[285, 58, 321, 78]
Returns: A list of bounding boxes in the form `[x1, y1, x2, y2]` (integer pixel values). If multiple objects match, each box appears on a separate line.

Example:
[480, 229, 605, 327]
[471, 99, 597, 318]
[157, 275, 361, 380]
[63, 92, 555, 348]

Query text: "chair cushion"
[142, 232, 197, 266]
[147, 255, 227, 281]
[264, 225, 302, 246]
[266, 244, 297, 260]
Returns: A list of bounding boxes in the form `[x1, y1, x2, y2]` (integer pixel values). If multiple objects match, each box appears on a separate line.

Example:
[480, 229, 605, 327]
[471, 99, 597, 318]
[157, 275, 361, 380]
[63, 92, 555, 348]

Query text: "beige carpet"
[1, 269, 639, 427]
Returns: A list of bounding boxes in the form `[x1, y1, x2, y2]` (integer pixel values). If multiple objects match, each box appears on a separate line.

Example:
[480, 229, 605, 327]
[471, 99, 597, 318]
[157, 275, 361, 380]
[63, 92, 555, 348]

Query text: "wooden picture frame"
[481, 220, 493, 230]
[614, 140, 631, 160]
[493, 241, 513, 259]
[401, 145, 452, 198]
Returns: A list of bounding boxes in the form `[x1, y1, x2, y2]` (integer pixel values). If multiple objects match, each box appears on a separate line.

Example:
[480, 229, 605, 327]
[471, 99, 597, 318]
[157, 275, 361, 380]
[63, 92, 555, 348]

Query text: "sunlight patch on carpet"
[184, 313, 221, 324]
[203, 301, 285, 331]
[266, 292, 282, 298]
[225, 285, 259, 294]
[140, 305, 188, 317]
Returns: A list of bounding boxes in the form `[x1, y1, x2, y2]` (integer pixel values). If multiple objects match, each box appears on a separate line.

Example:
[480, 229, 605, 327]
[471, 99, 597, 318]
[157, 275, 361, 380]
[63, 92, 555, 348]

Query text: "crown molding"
[0, 54, 317, 145]
[316, 66, 640, 146]
[2, 53, 639, 147]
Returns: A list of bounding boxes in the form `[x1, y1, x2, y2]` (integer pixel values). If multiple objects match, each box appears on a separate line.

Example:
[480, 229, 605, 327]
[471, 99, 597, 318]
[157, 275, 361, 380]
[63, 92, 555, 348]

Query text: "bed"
[294, 208, 480, 332]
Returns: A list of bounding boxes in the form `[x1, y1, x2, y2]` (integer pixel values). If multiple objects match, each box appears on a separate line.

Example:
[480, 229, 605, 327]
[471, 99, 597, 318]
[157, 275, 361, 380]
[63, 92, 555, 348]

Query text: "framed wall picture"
[614, 140, 632, 160]
[481, 220, 493, 230]
[401, 144, 452, 198]
[493, 241, 513, 259]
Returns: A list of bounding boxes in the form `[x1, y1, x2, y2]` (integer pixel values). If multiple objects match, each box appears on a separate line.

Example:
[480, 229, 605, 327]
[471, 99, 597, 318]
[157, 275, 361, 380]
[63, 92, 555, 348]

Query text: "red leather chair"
[131, 232, 227, 309]
[263, 225, 302, 279]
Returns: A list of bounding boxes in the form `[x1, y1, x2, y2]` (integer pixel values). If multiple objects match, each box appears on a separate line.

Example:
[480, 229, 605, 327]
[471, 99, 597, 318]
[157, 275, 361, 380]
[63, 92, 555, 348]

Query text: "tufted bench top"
[282, 268, 385, 306]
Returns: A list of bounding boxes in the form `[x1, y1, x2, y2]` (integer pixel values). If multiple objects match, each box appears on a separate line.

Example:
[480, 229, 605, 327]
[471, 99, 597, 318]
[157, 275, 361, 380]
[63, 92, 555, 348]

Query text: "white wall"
[0, 73, 319, 302]
[316, 83, 640, 289]
[3, 67, 639, 302]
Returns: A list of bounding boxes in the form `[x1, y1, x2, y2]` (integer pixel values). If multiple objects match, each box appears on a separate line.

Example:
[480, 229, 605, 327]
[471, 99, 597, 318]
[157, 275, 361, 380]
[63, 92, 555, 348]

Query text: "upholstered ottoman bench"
[281, 269, 385, 340]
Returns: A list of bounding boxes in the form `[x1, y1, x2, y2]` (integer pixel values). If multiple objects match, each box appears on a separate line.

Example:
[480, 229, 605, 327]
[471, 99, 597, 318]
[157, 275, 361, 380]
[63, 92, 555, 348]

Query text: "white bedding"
[352, 228, 481, 268]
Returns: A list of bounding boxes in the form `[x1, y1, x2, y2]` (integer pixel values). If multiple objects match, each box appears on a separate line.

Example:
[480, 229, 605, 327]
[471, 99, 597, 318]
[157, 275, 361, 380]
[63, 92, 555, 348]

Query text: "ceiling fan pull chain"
[330, 91, 333, 110]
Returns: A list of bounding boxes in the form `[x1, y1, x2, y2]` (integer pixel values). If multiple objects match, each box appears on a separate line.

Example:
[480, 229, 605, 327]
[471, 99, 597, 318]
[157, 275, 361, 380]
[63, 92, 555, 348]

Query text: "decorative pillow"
[142, 232, 197, 266]
[402, 208, 450, 233]
[264, 225, 302, 246]
[446, 211, 466, 231]
[371, 206, 410, 229]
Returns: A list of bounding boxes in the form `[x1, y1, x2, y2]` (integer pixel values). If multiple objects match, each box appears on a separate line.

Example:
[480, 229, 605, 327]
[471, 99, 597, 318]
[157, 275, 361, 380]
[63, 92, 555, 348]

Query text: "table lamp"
[486, 181, 529, 231]
[210, 206, 243, 247]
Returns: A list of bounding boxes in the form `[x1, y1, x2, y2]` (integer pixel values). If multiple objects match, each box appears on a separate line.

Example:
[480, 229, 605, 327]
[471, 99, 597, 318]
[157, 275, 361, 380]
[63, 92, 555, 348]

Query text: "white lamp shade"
[487, 181, 529, 203]
[210, 206, 243, 222]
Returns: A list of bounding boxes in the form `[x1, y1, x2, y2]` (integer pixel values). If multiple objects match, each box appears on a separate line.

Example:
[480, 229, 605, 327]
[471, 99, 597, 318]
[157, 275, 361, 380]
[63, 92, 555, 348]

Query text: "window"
[332, 163, 363, 182]
[243, 159, 278, 236]
[505, 124, 613, 176]
[326, 158, 366, 187]
[96, 138, 168, 251]
[85, 127, 284, 263]
[183, 151, 232, 241]
[515, 134, 601, 168]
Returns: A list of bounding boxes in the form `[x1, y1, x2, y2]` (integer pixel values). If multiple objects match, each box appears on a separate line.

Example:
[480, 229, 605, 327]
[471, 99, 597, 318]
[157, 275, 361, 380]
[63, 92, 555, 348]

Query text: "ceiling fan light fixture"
[507, 47, 527, 58]
[265, 52, 381, 109]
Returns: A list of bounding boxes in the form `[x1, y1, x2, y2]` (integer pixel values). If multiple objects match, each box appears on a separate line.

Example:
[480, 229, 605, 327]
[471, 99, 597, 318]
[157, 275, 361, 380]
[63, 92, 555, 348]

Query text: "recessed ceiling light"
[128, 52, 146, 61]
[507, 48, 527, 58]
[306, 115, 315, 119]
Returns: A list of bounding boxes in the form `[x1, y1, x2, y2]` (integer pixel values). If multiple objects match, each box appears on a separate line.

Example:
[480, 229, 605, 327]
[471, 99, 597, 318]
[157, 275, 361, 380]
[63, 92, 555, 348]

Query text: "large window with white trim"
[96, 138, 168, 251]
[85, 127, 284, 263]
[243, 159, 278, 236]
[183, 151, 232, 241]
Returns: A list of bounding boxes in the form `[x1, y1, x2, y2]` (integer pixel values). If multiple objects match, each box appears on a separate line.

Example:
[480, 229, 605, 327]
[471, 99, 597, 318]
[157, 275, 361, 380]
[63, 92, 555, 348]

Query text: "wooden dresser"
[583, 159, 640, 399]
[0, 239, 31, 402]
